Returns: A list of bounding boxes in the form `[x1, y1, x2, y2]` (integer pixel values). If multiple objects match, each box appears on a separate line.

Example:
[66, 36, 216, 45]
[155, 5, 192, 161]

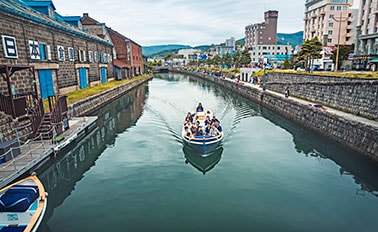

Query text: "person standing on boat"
[205, 123, 211, 135]
[196, 103, 204, 112]
[185, 112, 194, 124]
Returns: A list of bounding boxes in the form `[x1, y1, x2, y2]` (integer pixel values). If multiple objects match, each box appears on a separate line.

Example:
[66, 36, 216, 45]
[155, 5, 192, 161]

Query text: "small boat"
[182, 109, 223, 154]
[183, 146, 223, 175]
[0, 174, 48, 232]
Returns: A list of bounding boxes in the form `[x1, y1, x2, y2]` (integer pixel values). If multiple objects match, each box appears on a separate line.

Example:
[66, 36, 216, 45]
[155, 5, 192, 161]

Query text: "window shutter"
[46, 45, 51, 60]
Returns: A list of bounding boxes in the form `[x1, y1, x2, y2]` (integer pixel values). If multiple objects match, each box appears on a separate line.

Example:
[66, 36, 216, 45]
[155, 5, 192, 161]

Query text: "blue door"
[79, 68, 87, 89]
[101, 67, 107, 84]
[38, 70, 54, 99]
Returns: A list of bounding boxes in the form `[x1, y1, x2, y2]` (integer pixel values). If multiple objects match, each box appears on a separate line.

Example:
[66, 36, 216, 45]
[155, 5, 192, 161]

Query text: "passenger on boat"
[196, 126, 204, 136]
[205, 123, 211, 135]
[211, 115, 220, 124]
[204, 115, 212, 125]
[196, 103, 204, 112]
[209, 124, 220, 136]
[190, 125, 197, 135]
[185, 112, 194, 124]
[184, 126, 192, 137]
[214, 121, 222, 132]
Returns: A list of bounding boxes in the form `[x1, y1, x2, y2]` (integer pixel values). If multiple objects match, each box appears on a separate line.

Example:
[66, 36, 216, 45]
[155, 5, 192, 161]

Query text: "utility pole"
[332, 12, 348, 72]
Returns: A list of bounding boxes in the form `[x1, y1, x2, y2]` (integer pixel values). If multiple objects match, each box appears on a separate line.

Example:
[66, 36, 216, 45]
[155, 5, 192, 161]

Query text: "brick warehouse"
[0, 0, 115, 141]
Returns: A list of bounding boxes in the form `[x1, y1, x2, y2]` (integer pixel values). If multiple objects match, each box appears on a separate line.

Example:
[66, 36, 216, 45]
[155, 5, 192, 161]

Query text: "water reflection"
[183, 146, 223, 175]
[36, 85, 148, 231]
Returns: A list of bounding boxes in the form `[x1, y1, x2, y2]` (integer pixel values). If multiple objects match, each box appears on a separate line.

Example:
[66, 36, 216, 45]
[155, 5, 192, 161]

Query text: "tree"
[212, 54, 221, 66]
[297, 37, 322, 68]
[239, 50, 251, 67]
[233, 50, 241, 68]
[223, 52, 232, 68]
[330, 45, 351, 70]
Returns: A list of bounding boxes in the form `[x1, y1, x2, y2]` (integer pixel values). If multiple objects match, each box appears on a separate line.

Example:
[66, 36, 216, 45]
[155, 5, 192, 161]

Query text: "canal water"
[37, 73, 378, 232]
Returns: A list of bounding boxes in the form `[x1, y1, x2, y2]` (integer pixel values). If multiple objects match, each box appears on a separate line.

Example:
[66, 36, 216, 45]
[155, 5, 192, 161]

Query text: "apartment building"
[245, 10, 278, 50]
[304, 0, 355, 46]
[354, 0, 378, 70]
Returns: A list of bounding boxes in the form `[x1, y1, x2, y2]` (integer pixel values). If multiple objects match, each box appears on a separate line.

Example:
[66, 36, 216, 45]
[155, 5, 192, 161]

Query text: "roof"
[113, 59, 130, 68]
[0, 0, 112, 46]
[23, 0, 56, 10]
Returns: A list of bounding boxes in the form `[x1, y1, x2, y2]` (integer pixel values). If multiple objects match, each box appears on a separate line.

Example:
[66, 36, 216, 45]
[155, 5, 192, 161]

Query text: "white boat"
[0, 174, 48, 232]
[182, 109, 223, 154]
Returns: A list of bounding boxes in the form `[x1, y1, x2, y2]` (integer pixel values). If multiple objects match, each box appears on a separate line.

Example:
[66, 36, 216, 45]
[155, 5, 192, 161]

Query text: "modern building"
[225, 37, 236, 51]
[303, 0, 355, 47]
[353, 0, 378, 70]
[245, 10, 293, 66]
[245, 10, 278, 50]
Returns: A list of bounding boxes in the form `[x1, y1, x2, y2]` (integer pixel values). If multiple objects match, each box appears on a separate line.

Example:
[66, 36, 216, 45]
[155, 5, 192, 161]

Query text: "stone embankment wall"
[0, 77, 152, 142]
[68, 77, 152, 117]
[174, 69, 378, 162]
[266, 73, 378, 120]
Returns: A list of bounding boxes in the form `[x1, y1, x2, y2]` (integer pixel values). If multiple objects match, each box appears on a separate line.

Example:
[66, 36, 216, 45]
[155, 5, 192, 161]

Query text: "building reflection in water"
[36, 84, 148, 230]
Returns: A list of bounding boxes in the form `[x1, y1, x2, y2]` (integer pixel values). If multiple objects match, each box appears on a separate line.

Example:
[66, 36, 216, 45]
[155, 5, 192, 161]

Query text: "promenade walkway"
[0, 116, 97, 188]
[226, 77, 378, 129]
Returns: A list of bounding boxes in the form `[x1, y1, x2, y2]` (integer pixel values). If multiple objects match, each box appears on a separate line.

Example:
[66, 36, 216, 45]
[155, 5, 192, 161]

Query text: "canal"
[37, 72, 378, 232]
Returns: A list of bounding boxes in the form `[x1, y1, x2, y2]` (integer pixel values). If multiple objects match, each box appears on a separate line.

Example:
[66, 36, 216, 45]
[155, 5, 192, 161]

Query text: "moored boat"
[0, 174, 48, 232]
[182, 108, 223, 154]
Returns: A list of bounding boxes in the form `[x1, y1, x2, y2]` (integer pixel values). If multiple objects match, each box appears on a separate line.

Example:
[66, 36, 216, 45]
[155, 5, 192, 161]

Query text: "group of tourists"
[183, 103, 223, 139]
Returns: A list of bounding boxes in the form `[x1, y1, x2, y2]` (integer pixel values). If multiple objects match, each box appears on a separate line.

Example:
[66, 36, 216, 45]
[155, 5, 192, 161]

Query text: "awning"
[113, 59, 130, 68]
[369, 58, 378, 63]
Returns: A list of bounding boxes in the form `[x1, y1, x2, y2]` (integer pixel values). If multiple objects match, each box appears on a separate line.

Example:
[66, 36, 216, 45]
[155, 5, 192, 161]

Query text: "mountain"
[142, 31, 304, 58]
[142, 45, 191, 57]
[277, 31, 303, 47]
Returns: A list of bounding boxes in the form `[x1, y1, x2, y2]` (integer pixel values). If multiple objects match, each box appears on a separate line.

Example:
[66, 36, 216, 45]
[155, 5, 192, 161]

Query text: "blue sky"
[53, 0, 359, 47]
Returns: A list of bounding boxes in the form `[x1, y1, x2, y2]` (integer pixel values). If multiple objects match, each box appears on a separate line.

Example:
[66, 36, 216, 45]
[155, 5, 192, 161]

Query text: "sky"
[52, 0, 360, 47]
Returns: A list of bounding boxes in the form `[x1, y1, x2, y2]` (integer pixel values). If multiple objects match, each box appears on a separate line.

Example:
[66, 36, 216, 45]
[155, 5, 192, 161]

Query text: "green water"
[38, 73, 378, 232]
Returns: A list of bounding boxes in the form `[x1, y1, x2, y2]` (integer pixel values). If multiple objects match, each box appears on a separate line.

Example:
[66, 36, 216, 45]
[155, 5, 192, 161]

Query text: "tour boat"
[183, 146, 223, 174]
[0, 174, 48, 232]
[182, 109, 223, 154]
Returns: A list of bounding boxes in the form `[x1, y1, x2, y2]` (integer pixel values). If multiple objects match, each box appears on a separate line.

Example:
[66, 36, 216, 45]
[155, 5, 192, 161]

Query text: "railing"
[50, 96, 68, 136]
[30, 98, 45, 137]
[0, 94, 12, 116]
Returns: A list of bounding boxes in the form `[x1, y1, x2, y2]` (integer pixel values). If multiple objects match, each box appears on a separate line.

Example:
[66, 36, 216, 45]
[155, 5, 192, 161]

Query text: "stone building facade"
[0, 0, 114, 99]
[0, 0, 114, 141]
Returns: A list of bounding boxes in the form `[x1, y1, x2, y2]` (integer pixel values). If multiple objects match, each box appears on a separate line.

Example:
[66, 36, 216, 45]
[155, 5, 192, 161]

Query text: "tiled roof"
[113, 59, 130, 68]
[0, 0, 112, 46]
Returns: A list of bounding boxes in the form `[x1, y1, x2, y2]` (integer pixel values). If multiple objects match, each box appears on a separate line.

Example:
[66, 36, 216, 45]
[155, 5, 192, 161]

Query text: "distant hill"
[142, 31, 304, 58]
[142, 45, 190, 57]
[277, 31, 303, 47]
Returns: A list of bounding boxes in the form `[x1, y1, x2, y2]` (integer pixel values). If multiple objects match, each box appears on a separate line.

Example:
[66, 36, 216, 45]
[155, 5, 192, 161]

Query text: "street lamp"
[331, 12, 348, 72]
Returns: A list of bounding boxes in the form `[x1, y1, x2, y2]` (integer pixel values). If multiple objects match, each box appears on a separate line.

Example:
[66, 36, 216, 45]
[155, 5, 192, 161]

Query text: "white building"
[249, 44, 293, 65]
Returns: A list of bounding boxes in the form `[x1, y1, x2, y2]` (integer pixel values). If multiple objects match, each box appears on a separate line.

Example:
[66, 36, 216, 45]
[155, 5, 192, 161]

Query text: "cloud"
[53, 0, 305, 46]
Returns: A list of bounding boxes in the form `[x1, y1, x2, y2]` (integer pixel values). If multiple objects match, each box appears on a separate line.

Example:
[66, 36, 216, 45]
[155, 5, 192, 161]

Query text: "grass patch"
[66, 75, 150, 104]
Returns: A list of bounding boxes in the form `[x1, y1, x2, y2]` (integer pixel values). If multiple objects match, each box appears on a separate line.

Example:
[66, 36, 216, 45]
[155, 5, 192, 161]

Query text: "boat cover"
[0, 185, 39, 212]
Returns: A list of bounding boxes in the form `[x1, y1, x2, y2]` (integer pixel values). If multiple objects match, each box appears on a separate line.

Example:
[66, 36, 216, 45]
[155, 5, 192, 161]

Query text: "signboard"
[29, 40, 40, 59]
[2, 35, 18, 58]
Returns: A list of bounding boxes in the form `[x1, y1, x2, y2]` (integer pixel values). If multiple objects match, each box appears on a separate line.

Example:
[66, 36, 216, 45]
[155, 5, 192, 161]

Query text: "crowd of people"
[183, 103, 223, 139]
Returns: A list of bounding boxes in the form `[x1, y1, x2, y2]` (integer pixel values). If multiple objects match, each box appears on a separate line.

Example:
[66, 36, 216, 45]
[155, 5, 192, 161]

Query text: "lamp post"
[332, 12, 348, 72]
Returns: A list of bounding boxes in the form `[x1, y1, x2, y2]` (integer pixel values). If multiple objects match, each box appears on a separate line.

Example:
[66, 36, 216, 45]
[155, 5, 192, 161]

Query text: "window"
[94, 51, 99, 62]
[39, 43, 51, 61]
[336, 6, 341, 10]
[68, 47, 74, 61]
[329, 14, 334, 19]
[78, 50, 86, 62]
[330, 6, 335, 10]
[327, 38, 332, 43]
[89, 51, 94, 62]
[328, 30, 333, 35]
[329, 22, 334, 27]
[57, 45, 65, 61]
[343, 6, 347, 10]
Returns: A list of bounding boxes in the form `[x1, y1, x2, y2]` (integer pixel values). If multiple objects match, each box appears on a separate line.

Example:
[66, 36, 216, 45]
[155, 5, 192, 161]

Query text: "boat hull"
[0, 174, 47, 232]
[183, 136, 222, 155]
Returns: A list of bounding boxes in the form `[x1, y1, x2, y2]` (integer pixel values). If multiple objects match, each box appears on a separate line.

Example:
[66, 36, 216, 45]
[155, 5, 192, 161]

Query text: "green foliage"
[297, 37, 322, 68]
[223, 52, 233, 67]
[330, 45, 351, 70]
